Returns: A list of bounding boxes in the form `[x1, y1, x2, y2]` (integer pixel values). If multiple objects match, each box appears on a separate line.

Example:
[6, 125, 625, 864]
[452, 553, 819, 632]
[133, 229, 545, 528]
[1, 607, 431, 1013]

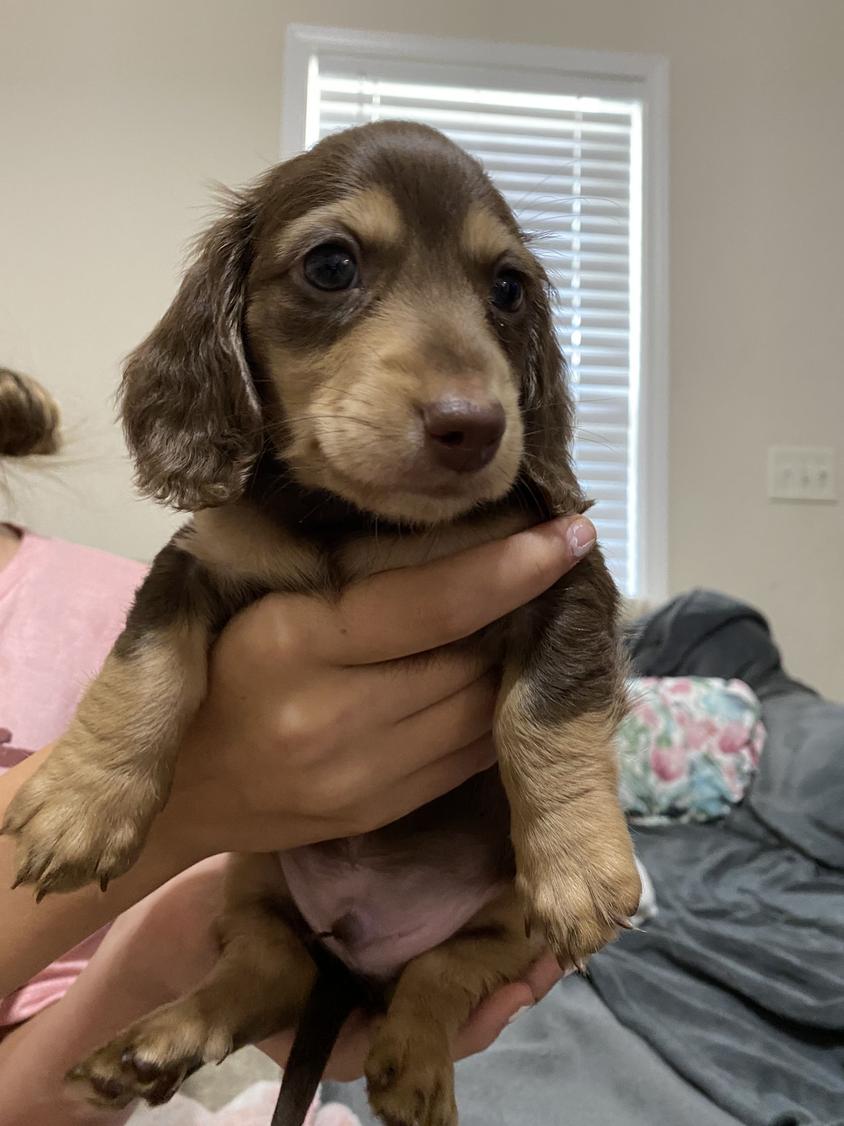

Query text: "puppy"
[3, 121, 640, 1126]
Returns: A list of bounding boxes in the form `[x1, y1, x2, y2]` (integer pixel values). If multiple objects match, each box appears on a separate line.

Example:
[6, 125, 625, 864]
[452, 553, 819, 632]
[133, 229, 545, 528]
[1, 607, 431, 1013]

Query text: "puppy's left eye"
[490, 269, 524, 312]
[303, 242, 359, 291]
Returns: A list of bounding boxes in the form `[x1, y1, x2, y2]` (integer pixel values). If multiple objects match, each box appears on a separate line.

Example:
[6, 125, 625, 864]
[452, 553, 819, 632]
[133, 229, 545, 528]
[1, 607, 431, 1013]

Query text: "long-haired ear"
[120, 191, 262, 511]
[521, 277, 584, 514]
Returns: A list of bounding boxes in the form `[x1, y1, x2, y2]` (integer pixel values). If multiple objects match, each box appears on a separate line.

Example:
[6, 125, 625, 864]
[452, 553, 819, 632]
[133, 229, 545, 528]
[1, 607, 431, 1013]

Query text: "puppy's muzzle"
[421, 396, 506, 474]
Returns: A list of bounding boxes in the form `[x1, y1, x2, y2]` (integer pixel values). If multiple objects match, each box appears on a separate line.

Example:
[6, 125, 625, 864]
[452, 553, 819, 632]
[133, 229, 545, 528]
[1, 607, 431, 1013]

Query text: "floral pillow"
[617, 677, 765, 825]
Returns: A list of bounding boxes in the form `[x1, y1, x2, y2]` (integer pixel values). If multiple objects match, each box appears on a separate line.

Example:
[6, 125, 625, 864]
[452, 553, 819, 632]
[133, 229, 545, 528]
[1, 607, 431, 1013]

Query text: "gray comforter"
[324, 591, 844, 1125]
[590, 590, 844, 1125]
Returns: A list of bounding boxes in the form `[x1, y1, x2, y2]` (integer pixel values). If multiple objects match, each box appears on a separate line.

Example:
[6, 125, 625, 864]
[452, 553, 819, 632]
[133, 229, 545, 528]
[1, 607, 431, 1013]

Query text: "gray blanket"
[323, 974, 740, 1126]
[589, 590, 844, 1125]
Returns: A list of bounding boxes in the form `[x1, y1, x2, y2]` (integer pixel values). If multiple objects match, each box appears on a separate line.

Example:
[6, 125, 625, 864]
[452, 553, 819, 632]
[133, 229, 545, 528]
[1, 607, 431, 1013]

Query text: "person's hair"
[0, 368, 61, 458]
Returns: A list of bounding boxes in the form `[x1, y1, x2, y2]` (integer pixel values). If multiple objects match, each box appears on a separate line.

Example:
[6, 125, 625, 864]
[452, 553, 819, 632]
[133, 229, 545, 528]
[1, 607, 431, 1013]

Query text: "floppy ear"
[120, 191, 262, 511]
[521, 277, 585, 515]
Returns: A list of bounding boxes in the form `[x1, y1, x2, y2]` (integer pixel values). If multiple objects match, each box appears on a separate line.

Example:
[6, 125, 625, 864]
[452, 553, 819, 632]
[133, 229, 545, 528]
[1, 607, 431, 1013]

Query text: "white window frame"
[282, 25, 669, 600]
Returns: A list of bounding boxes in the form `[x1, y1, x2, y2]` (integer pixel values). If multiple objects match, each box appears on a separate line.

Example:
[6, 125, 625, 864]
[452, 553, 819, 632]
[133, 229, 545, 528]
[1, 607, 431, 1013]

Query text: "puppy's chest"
[192, 501, 533, 614]
[333, 506, 533, 586]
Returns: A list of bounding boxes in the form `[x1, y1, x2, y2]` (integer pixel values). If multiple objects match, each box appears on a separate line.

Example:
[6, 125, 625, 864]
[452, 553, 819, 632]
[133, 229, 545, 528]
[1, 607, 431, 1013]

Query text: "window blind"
[306, 63, 641, 592]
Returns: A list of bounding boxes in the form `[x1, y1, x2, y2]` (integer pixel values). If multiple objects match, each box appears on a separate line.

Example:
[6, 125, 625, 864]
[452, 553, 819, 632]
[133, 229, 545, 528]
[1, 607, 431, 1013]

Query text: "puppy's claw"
[574, 958, 590, 977]
[90, 1074, 127, 1101]
[121, 1051, 159, 1082]
[524, 916, 532, 940]
[613, 914, 640, 931]
[99, 874, 110, 894]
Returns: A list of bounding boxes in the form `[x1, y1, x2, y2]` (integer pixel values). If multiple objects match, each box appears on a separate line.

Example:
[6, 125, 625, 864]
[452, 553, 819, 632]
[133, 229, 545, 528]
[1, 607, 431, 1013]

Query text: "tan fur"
[272, 187, 404, 263]
[188, 504, 531, 594]
[188, 506, 325, 590]
[4, 623, 208, 894]
[460, 203, 534, 272]
[495, 689, 640, 962]
[337, 506, 532, 584]
[251, 261, 526, 528]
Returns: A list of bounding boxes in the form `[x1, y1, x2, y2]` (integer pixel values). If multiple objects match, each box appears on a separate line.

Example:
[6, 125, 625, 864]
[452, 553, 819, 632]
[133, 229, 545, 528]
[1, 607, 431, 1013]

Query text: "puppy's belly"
[278, 770, 512, 979]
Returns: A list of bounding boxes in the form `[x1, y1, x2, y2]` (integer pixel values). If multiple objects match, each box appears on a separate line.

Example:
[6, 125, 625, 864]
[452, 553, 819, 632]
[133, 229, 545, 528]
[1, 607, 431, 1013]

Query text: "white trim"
[282, 25, 669, 599]
[636, 56, 670, 602]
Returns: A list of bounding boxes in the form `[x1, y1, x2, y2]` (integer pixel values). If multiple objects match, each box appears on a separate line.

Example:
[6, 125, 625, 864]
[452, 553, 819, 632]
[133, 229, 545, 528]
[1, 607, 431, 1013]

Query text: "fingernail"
[507, 1004, 532, 1025]
[566, 517, 596, 558]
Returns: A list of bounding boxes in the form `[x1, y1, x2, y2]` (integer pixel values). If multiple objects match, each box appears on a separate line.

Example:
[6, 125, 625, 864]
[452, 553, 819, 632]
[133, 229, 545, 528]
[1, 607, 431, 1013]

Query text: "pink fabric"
[0, 527, 146, 1027]
[0, 527, 145, 751]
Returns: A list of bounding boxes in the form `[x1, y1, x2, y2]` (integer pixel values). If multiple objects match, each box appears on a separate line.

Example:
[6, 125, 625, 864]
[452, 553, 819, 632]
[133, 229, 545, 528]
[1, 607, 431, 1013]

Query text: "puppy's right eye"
[303, 242, 359, 291]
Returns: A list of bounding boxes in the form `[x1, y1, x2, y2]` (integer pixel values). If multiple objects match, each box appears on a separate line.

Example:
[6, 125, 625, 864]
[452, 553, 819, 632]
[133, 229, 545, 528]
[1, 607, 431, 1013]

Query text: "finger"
[523, 951, 569, 1001]
[386, 674, 497, 767]
[375, 653, 495, 720]
[322, 1009, 373, 1081]
[313, 516, 596, 665]
[452, 955, 568, 1063]
[258, 1009, 372, 1083]
[365, 736, 496, 829]
[453, 981, 535, 1060]
[358, 648, 496, 724]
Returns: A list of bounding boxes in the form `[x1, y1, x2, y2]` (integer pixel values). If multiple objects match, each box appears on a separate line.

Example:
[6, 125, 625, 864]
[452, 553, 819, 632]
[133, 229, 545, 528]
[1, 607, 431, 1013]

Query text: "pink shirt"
[0, 527, 146, 1026]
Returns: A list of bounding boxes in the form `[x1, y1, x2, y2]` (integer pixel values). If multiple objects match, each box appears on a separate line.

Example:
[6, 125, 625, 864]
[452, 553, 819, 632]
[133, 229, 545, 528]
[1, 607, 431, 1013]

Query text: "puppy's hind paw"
[66, 1001, 230, 1109]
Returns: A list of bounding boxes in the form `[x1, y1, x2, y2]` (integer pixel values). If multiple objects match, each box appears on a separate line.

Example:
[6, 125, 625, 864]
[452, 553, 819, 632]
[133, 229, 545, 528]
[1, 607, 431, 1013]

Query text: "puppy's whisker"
[574, 429, 622, 455]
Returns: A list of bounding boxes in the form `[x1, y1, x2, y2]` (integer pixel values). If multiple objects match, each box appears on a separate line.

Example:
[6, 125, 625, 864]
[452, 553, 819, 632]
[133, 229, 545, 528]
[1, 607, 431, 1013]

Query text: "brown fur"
[3, 121, 639, 1125]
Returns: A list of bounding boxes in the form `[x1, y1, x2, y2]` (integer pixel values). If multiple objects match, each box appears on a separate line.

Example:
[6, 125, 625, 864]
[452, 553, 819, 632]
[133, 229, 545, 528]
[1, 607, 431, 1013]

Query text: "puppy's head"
[122, 122, 573, 523]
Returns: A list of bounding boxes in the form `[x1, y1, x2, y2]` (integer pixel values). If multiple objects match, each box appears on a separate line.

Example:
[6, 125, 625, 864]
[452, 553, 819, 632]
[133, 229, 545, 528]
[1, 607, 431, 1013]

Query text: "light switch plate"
[767, 446, 837, 502]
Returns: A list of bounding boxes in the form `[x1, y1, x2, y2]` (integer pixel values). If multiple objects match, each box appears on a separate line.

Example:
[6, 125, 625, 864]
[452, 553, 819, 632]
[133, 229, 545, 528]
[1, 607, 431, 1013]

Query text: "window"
[283, 27, 668, 597]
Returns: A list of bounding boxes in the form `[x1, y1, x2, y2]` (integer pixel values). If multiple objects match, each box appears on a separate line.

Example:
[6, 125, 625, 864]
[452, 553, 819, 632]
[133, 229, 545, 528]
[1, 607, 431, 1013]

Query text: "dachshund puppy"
[3, 121, 640, 1126]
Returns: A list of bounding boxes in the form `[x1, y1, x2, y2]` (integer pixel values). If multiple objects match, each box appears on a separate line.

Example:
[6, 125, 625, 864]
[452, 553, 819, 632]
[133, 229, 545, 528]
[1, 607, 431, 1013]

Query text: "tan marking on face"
[274, 187, 404, 260]
[261, 289, 525, 526]
[461, 203, 532, 269]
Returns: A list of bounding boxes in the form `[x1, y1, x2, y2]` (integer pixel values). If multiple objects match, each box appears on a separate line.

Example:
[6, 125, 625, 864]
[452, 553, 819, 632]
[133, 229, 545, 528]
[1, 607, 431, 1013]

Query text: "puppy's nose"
[422, 398, 506, 473]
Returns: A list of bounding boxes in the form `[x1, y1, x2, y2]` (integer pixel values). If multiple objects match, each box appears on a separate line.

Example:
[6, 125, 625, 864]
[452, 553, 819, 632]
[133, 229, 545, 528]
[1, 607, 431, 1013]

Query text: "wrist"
[154, 771, 218, 871]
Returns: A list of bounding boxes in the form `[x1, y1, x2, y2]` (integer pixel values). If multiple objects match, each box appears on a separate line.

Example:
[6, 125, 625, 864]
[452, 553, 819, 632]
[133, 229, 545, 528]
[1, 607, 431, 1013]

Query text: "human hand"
[308, 947, 565, 1081]
[165, 515, 596, 863]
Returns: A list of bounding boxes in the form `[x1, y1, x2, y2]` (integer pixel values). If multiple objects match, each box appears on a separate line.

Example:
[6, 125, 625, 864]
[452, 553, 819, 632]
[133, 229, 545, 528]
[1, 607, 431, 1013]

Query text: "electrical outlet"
[767, 446, 837, 502]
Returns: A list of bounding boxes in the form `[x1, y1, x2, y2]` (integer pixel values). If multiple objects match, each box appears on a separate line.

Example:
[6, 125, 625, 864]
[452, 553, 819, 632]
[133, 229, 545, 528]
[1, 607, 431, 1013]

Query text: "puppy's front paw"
[66, 1001, 230, 1109]
[517, 812, 641, 969]
[366, 1020, 457, 1126]
[2, 750, 165, 896]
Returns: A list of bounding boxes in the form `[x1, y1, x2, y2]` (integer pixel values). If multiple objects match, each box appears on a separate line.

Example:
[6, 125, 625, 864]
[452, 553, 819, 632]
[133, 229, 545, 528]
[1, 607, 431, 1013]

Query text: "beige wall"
[2, 0, 842, 699]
